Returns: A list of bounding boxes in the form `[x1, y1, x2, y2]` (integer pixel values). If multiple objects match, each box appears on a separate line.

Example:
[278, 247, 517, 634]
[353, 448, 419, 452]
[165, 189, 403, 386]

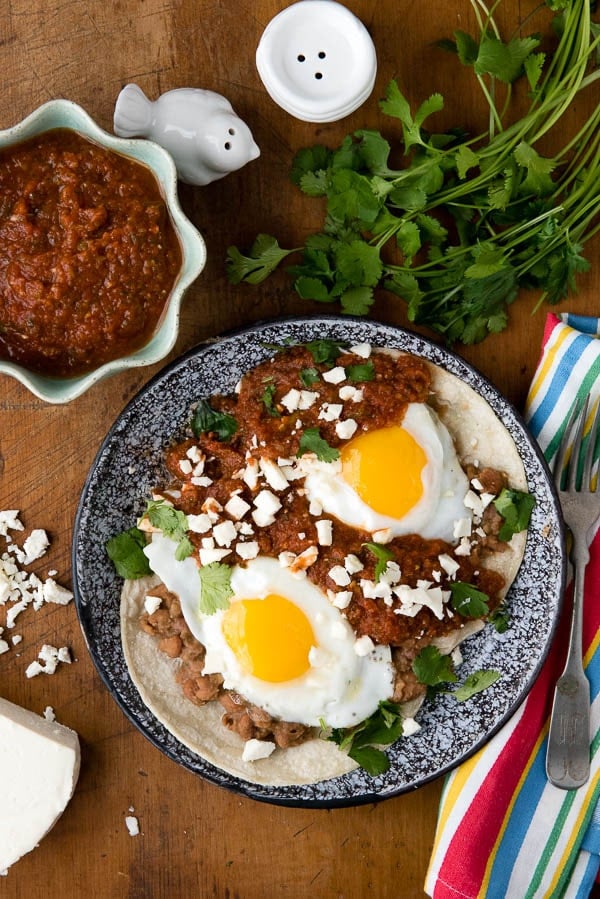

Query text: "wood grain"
[0, 1, 598, 896]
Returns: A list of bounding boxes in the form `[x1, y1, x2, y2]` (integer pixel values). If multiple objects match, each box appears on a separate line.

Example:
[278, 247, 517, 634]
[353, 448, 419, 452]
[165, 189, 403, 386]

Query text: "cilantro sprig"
[106, 526, 151, 579]
[191, 399, 238, 441]
[363, 542, 395, 581]
[227, 0, 600, 344]
[296, 428, 340, 462]
[324, 700, 405, 776]
[198, 562, 233, 615]
[145, 499, 194, 561]
[493, 488, 536, 541]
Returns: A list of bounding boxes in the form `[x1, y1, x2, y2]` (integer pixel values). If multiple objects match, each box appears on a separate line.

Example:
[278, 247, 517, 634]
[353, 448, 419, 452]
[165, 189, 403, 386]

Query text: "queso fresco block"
[0, 697, 80, 872]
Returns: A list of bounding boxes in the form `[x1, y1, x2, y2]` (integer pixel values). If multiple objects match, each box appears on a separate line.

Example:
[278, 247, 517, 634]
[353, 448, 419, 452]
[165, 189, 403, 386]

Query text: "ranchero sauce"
[0, 128, 182, 376]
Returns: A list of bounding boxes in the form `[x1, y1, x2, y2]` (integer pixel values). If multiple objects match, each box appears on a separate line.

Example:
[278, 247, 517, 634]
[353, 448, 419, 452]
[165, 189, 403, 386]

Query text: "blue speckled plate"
[72, 316, 565, 807]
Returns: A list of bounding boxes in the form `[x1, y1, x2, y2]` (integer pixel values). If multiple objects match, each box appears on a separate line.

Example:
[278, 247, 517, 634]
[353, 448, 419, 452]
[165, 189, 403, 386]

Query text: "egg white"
[144, 536, 394, 728]
[302, 402, 471, 542]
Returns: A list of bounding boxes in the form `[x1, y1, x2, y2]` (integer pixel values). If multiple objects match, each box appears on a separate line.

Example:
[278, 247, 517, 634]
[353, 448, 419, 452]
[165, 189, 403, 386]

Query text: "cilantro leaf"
[297, 428, 340, 462]
[490, 603, 510, 633]
[449, 582, 490, 618]
[340, 285, 374, 315]
[514, 142, 555, 196]
[145, 500, 188, 541]
[450, 669, 501, 701]
[493, 488, 536, 541]
[198, 562, 233, 615]
[191, 400, 238, 441]
[412, 645, 457, 686]
[302, 339, 347, 365]
[226, 234, 295, 285]
[300, 367, 320, 387]
[347, 745, 390, 776]
[325, 700, 404, 775]
[291, 145, 332, 188]
[261, 381, 281, 418]
[345, 361, 375, 382]
[145, 500, 194, 561]
[362, 542, 395, 581]
[106, 527, 151, 579]
[474, 33, 541, 83]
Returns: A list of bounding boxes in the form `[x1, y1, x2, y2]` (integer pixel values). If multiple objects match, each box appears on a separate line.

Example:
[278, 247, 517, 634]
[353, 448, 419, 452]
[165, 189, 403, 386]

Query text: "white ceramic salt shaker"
[256, 0, 377, 123]
[113, 85, 260, 186]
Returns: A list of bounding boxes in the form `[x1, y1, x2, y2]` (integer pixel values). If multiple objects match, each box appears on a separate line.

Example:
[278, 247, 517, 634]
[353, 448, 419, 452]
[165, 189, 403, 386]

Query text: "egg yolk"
[341, 425, 427, 518]
[222, 593, 316, 683]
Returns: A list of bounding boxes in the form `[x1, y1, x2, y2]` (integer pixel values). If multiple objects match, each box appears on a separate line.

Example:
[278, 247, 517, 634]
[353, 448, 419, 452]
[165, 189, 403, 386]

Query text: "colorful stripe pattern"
[425, 313, 600, 899]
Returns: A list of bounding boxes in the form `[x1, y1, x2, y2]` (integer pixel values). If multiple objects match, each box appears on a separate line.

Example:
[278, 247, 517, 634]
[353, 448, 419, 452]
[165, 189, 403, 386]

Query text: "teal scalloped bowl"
[0, 99, 206, 403]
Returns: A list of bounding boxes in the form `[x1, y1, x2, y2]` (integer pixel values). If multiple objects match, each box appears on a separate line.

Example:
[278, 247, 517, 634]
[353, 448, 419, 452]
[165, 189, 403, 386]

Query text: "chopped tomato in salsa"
[0, 129, 182, 376]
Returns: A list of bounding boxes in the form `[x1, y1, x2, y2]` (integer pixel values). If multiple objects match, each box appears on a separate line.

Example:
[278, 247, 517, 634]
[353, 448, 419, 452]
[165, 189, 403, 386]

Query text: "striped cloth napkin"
[425, 312, 600, 899]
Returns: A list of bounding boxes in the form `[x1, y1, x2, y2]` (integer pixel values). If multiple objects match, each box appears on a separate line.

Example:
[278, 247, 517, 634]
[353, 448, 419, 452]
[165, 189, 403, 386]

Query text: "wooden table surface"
[1, 1, 598, 896]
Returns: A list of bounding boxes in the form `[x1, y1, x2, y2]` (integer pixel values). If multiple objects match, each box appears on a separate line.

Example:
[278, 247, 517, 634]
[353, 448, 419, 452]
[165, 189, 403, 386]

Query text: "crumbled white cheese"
[125, 815, 140, 837]
[402, 717, 421, 736]
[42, 579, 73, 606]
[178, 458, 193, 475]
[0, 511, 23, 537]
[236, 541, 260, 561]
[344, 554, 364, 575]
[225, 493, 250, 521]
[316, 520, 333, 546]
[322, 366, 346, 384]
[21, 530, 50, 565]
[187, 513, 212, 534]
[350, 343, 371, 358]
[25, 644, 72, 678]
[372, 528, 393, 544]
[259, 458, 289, 492]
[309, 498, 323, 517]
[252, 490, 282, 527]
[438, 553, 460, 579]
[289, 546, 318, 574]
[199, 547, 231, 565]
[454, 537, 473, 557]
[335, 419, 357, 440]
[278, 551, 296, 568]
[329, 565, 351, 587]
[280, 388, 301, 413]
[319, 403, 343, 422]
[242, 458, 260, 490]
[329, 589, 353, 610]
[143, 595, 162, 615]
[338, 385, 363, 403]
[298, 390, 319, 410]
[242, 739, 276, 762]
[212, 520, 237, 548]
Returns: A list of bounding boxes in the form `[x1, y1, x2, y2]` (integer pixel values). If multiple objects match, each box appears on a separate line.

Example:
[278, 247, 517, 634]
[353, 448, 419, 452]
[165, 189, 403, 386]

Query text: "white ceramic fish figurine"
[113, 84, 260, 186]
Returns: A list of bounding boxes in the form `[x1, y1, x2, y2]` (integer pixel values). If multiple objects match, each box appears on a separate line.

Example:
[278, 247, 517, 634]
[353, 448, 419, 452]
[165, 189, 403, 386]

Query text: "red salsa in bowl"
[0, 128, 183, 377]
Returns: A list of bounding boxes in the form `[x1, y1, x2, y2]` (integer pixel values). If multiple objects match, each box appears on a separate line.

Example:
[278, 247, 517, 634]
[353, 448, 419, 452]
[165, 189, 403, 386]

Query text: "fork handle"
[546, 539, 591, 790]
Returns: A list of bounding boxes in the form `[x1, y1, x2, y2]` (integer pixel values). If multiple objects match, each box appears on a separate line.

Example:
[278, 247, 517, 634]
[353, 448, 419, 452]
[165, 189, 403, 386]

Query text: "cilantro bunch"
[227, 0, 600, 344]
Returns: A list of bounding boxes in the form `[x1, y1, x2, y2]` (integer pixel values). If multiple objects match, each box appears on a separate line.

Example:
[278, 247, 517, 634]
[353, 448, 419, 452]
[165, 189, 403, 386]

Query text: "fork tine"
[582, 397, 600, 492]
[567, 396, 589, 491]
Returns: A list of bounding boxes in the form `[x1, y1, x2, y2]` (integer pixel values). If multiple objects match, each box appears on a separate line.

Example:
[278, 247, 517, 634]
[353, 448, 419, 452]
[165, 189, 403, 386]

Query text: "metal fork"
[546, 396, 600, 789]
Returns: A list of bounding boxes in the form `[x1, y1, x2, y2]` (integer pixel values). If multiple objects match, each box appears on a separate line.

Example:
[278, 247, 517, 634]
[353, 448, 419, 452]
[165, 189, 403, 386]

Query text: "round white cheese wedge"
[0, 697, 80, 872]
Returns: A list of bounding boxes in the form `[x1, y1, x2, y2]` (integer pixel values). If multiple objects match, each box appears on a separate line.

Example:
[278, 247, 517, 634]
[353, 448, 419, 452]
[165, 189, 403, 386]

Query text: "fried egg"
[302, 402, 471, 542]
[144, 536, 394, 728]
